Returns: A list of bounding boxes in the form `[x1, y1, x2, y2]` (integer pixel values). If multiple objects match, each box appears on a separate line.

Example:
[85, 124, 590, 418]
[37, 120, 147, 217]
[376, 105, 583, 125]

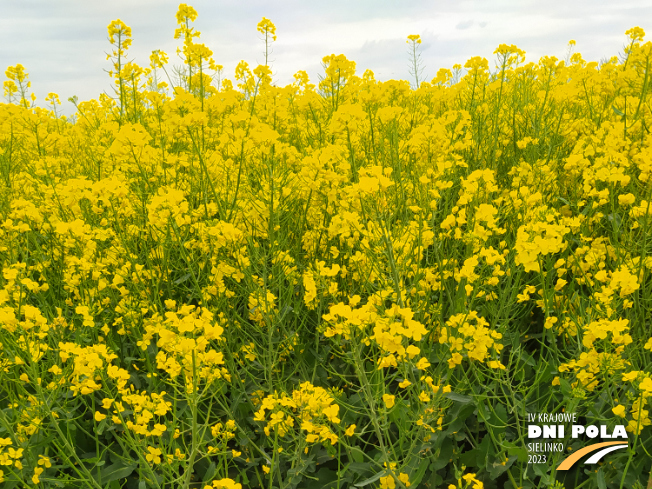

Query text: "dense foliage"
[1, 5, 651, 489]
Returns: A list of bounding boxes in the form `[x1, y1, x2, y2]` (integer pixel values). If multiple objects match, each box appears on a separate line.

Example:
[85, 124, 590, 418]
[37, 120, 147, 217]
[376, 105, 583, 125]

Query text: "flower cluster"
[1, 6, 651, 488]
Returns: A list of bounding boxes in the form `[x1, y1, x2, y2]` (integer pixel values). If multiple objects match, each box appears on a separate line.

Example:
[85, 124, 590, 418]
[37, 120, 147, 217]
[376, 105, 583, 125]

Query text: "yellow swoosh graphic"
[557, 441, 628, 470]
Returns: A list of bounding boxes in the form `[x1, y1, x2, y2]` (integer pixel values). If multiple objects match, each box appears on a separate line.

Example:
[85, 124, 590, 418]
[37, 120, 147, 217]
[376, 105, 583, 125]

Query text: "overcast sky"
[2, 0, 651, 115]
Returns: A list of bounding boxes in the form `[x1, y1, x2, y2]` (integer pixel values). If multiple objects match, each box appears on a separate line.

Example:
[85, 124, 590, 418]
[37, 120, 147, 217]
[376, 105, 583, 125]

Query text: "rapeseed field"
[1, 4, 651, 489]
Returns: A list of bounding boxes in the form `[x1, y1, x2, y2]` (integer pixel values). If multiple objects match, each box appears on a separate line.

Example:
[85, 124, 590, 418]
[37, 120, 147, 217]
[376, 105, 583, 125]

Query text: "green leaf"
[489, 456, 517, 480]
[99, 461, 137, 484]
[532, 462, 548, 479]
[388, 399, 409, 432]
[445, 403, 475, 435]
[477, 435, 493, 469]
[559, 377, 572, 396]
[202, 462, 217, 484]
[96, 417, 108, 435]
[445, 392, 473, 404]
[556, 196, 571, 207]
[489, 403, 508, 436]
[347, 462, 374, 478]
[2, 480, 18, 489]
[174, 272, 192, 285]
[607, 212, 622, 232]
[507, 445, 528, 464]
[354, 470, 386, 487]
[612, 105, 625, 116]
[350, 447, 364, 464]
[431, 439, 453, 471]
[315, 467, 338, 489]
[410, 457, 430, 487]
[597, 468, 607, 489]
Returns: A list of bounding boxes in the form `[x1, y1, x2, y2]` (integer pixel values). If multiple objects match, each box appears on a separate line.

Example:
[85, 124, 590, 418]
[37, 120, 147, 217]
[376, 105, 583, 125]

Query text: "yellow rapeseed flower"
[383, 394, 395, 409]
